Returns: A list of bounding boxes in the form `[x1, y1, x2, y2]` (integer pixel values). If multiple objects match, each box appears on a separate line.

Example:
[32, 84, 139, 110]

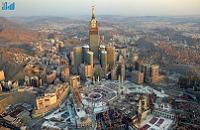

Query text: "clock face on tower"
[91, 19, 96, 28]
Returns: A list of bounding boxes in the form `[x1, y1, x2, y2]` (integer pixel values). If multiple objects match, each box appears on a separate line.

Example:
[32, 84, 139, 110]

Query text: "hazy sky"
[1, 0, 200, 17]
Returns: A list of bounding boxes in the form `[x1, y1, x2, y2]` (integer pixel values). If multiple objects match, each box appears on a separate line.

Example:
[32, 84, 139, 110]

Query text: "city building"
[36, 83, 68, 109]
[117, 63, 126, 82]
[82, 44, 90, 63]
[36, 93, 57, 110]
[70, 76, 82, 108]
[86, 51, 94, 66]
[100, 50, 107, 73]
[46, 70, 57, 84]
[74, 47, 82, 67]
[111, 65, 118, 80]
[84, 65, 93, 78]
[69, 50, 75, 66]
[65, 64, 70, 81]
[0, 70, 5, 81]
[153, 98, 175, 120]
[131, 71, 144, 85]
[70, 75, 81, 88]
[135, 61, 160, 84]
[106, 43, 116, 68]
[143, 64, 152, 83]
[135, 60, 144, 72]
[27, 76, 40, 87]
[33, 83, 69, 117]
[151, 64, 160, 83]
[89, 6, 100, 59]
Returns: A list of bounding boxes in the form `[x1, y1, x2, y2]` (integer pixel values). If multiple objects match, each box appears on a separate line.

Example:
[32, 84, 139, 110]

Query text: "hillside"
[0, 17, 42, 44]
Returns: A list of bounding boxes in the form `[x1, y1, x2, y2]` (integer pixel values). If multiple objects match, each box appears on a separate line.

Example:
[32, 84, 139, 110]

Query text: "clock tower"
[89, 6, 100, 59]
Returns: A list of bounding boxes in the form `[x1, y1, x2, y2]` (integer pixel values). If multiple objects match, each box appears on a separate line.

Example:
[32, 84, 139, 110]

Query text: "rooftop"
[124, 81, 168, 97]
[139, 115, 173, 130]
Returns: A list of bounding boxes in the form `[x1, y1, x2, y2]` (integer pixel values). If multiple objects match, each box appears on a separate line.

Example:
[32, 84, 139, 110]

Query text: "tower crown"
[90, 5, 98, 29]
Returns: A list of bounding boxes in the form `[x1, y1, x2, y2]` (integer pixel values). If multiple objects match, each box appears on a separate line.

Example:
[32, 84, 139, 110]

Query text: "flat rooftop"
[124, 81, 168, 97]
[139, 115, 173, 130]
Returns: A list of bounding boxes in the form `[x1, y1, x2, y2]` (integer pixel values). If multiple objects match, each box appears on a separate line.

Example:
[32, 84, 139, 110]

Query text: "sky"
[1, 0, 200, 17]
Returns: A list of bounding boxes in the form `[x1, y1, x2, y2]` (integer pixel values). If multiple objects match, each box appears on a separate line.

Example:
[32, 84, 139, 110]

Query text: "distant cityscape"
[0, 3, 200, 130]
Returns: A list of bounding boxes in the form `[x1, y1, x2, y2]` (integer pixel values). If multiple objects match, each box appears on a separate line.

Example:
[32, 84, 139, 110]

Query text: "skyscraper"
[89, 6, 100, 59]
[131, 71, 144, 85]
[69, 50, 75, 66]
[106, 44, 116, 68]
[74, 47, 82, 67]
[0, 70, 5, 81]
[135, 60, 144, 72]
[100, 50, 107, 73]
[86, 51, 94, 66]
[65, 64, 70, 81]
[82, 44, 90, 63]
[84, 65, 93, 78]
[151, 64, 159, 83]
[143, 64, 151, 83]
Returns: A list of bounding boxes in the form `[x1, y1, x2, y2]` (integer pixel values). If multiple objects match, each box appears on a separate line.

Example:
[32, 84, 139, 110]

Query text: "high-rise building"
[69, 51, 75, 66]
[131, 71, 144, 85]
[111, 65, 118, 80]
[106, 44, 115, 68]
[100, 50, 107, 73]
[144, 95, 150, 110]
[99, 45, 106, 61]
[89, 6, 100, 59]
[0, 70, 5, 81]
[139, 96, 143, 114]
[84, 65, 93, 78]
[74, 47, 82, 67]
[120, 64, 125, 82]
[151, 64, 159, 83]
[82, 44, 90, 63]
[135, 61, 160, 84]
[99, 45, 106, 59]
[135, 60, 144, 72]
[65, 64, 70, 81]
[86, 51, 94, 66]
[143, 64, 151, 83]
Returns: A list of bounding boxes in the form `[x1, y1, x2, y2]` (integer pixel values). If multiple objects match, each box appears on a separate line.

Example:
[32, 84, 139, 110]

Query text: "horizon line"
[1, 14, 200, 18]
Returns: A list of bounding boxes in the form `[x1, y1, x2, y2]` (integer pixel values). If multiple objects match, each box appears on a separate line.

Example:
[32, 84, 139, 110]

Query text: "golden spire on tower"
[92, 5, 95, 19]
